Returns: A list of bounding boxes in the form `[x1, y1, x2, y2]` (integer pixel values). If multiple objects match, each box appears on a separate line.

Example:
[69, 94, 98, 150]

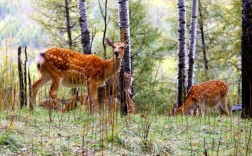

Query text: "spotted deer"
[97, 72, 135, 113]
[173, 80, 229, 116]
[32, 38, 129, 112]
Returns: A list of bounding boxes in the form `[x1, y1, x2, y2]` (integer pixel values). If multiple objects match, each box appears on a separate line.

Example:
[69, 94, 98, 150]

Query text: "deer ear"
[105, 38, 114, 47]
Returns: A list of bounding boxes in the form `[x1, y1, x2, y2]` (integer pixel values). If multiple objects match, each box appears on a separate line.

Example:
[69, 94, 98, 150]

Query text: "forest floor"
[0, 107, 251, 156]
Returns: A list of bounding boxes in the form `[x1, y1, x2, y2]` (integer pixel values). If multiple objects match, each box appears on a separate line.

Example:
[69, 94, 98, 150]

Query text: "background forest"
[1, 0, 250, 155]
[0, 0, 241, 113]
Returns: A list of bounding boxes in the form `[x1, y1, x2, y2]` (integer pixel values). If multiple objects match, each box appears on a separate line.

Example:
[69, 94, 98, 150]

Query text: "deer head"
[105, 38, 129, 59]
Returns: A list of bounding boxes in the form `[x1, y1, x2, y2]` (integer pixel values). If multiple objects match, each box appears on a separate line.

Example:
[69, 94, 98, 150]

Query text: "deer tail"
[36, 53, 45, 72]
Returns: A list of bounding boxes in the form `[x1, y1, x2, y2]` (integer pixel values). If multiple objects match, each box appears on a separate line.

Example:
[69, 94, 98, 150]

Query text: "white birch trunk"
[177, 0, 186, 106]
[78, 0, 91, 54]
[118, 0, 131, 73]
[187, 0, 198, 91]
[118, 0, 132, 115]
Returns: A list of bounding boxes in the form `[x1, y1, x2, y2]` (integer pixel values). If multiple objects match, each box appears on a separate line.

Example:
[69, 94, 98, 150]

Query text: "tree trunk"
[24, 47, 28, 106]
[187, 0, 198, 91]
[199, 0, 209, 77]
[65, 0, 78, 102]
[118, 0, 132, 115]
[78, 0, 91, 54]
[18, 46, 24, 108]
[65, 0, 73, 49]
[241, 0, 252, 118]
[177, 0, 187, 106]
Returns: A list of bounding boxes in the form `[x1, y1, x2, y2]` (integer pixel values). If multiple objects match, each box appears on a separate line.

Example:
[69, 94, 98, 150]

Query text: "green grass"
[0, 108, 251, 155]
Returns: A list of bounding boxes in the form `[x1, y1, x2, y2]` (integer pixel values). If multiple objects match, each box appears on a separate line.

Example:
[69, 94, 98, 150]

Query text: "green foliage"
[194, 0, 241, 78]
[31, 0, 80, 50]
[125, 0, 174, 113]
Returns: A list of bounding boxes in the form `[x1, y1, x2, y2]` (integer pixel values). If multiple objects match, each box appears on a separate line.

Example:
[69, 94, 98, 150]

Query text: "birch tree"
[187, 0, 198, 91]
[78, 0, 91, 54]
[118, 0, 132, 115]
[177, 0, 187, 106]
[241, 0, 252, 118]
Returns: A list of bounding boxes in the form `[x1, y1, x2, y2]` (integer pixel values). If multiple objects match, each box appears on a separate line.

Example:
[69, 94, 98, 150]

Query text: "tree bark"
[65, 0, 78, 101]
[78, 0, 91, 54]
[65, 0, 73, 49]
[199, 0, 209, 77]
[187, 0, 198, 91]
[18, 46, 24, 108]
[177, 0, 187, 106]
[28, 69, 33, 110]
[118, 0, 132, 115]
[241, 0, 252, 118]
[24, 47, 28, 106]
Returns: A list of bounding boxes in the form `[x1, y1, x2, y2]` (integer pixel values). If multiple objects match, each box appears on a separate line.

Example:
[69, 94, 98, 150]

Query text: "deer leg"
[32, 74, 50, 105]
[89, 80, 99, 111]
[198, 102, 205, 116]
[49, 78, 62, 112]
[83, 93, 89, 107]
[191, 103, 198, 116]
[217, 105, 226, 115]
[218, 95, 229, 115]
[126, 92, 135, 113]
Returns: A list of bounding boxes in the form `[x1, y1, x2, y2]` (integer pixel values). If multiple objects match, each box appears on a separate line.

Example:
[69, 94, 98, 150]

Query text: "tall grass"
[1, 106, 251, 155]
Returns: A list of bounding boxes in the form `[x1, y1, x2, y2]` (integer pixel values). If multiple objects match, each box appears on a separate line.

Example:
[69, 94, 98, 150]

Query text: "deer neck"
[175, 98, 193, 115]
[104, 57, 122, 79]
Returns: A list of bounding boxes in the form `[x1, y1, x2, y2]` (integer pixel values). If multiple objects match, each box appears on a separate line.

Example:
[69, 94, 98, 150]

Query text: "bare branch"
[98, 0, 105, 18]
[90, 27, 97, 52]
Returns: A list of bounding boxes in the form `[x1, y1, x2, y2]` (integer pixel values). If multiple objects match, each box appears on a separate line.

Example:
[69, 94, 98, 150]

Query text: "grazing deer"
[173, 80, 229, 116]
[32, 38, 129, 112]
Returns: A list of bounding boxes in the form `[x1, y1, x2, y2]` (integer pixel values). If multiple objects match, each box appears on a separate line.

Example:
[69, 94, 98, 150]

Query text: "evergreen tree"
[127, 0, 171, 113]
[31, 0, 79, 49]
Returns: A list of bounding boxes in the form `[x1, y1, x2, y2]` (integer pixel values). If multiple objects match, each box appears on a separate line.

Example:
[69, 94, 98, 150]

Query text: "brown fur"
[97, 72, 135, 113]
[173, 80, 229, 116]
[32, 38, 129, 112]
